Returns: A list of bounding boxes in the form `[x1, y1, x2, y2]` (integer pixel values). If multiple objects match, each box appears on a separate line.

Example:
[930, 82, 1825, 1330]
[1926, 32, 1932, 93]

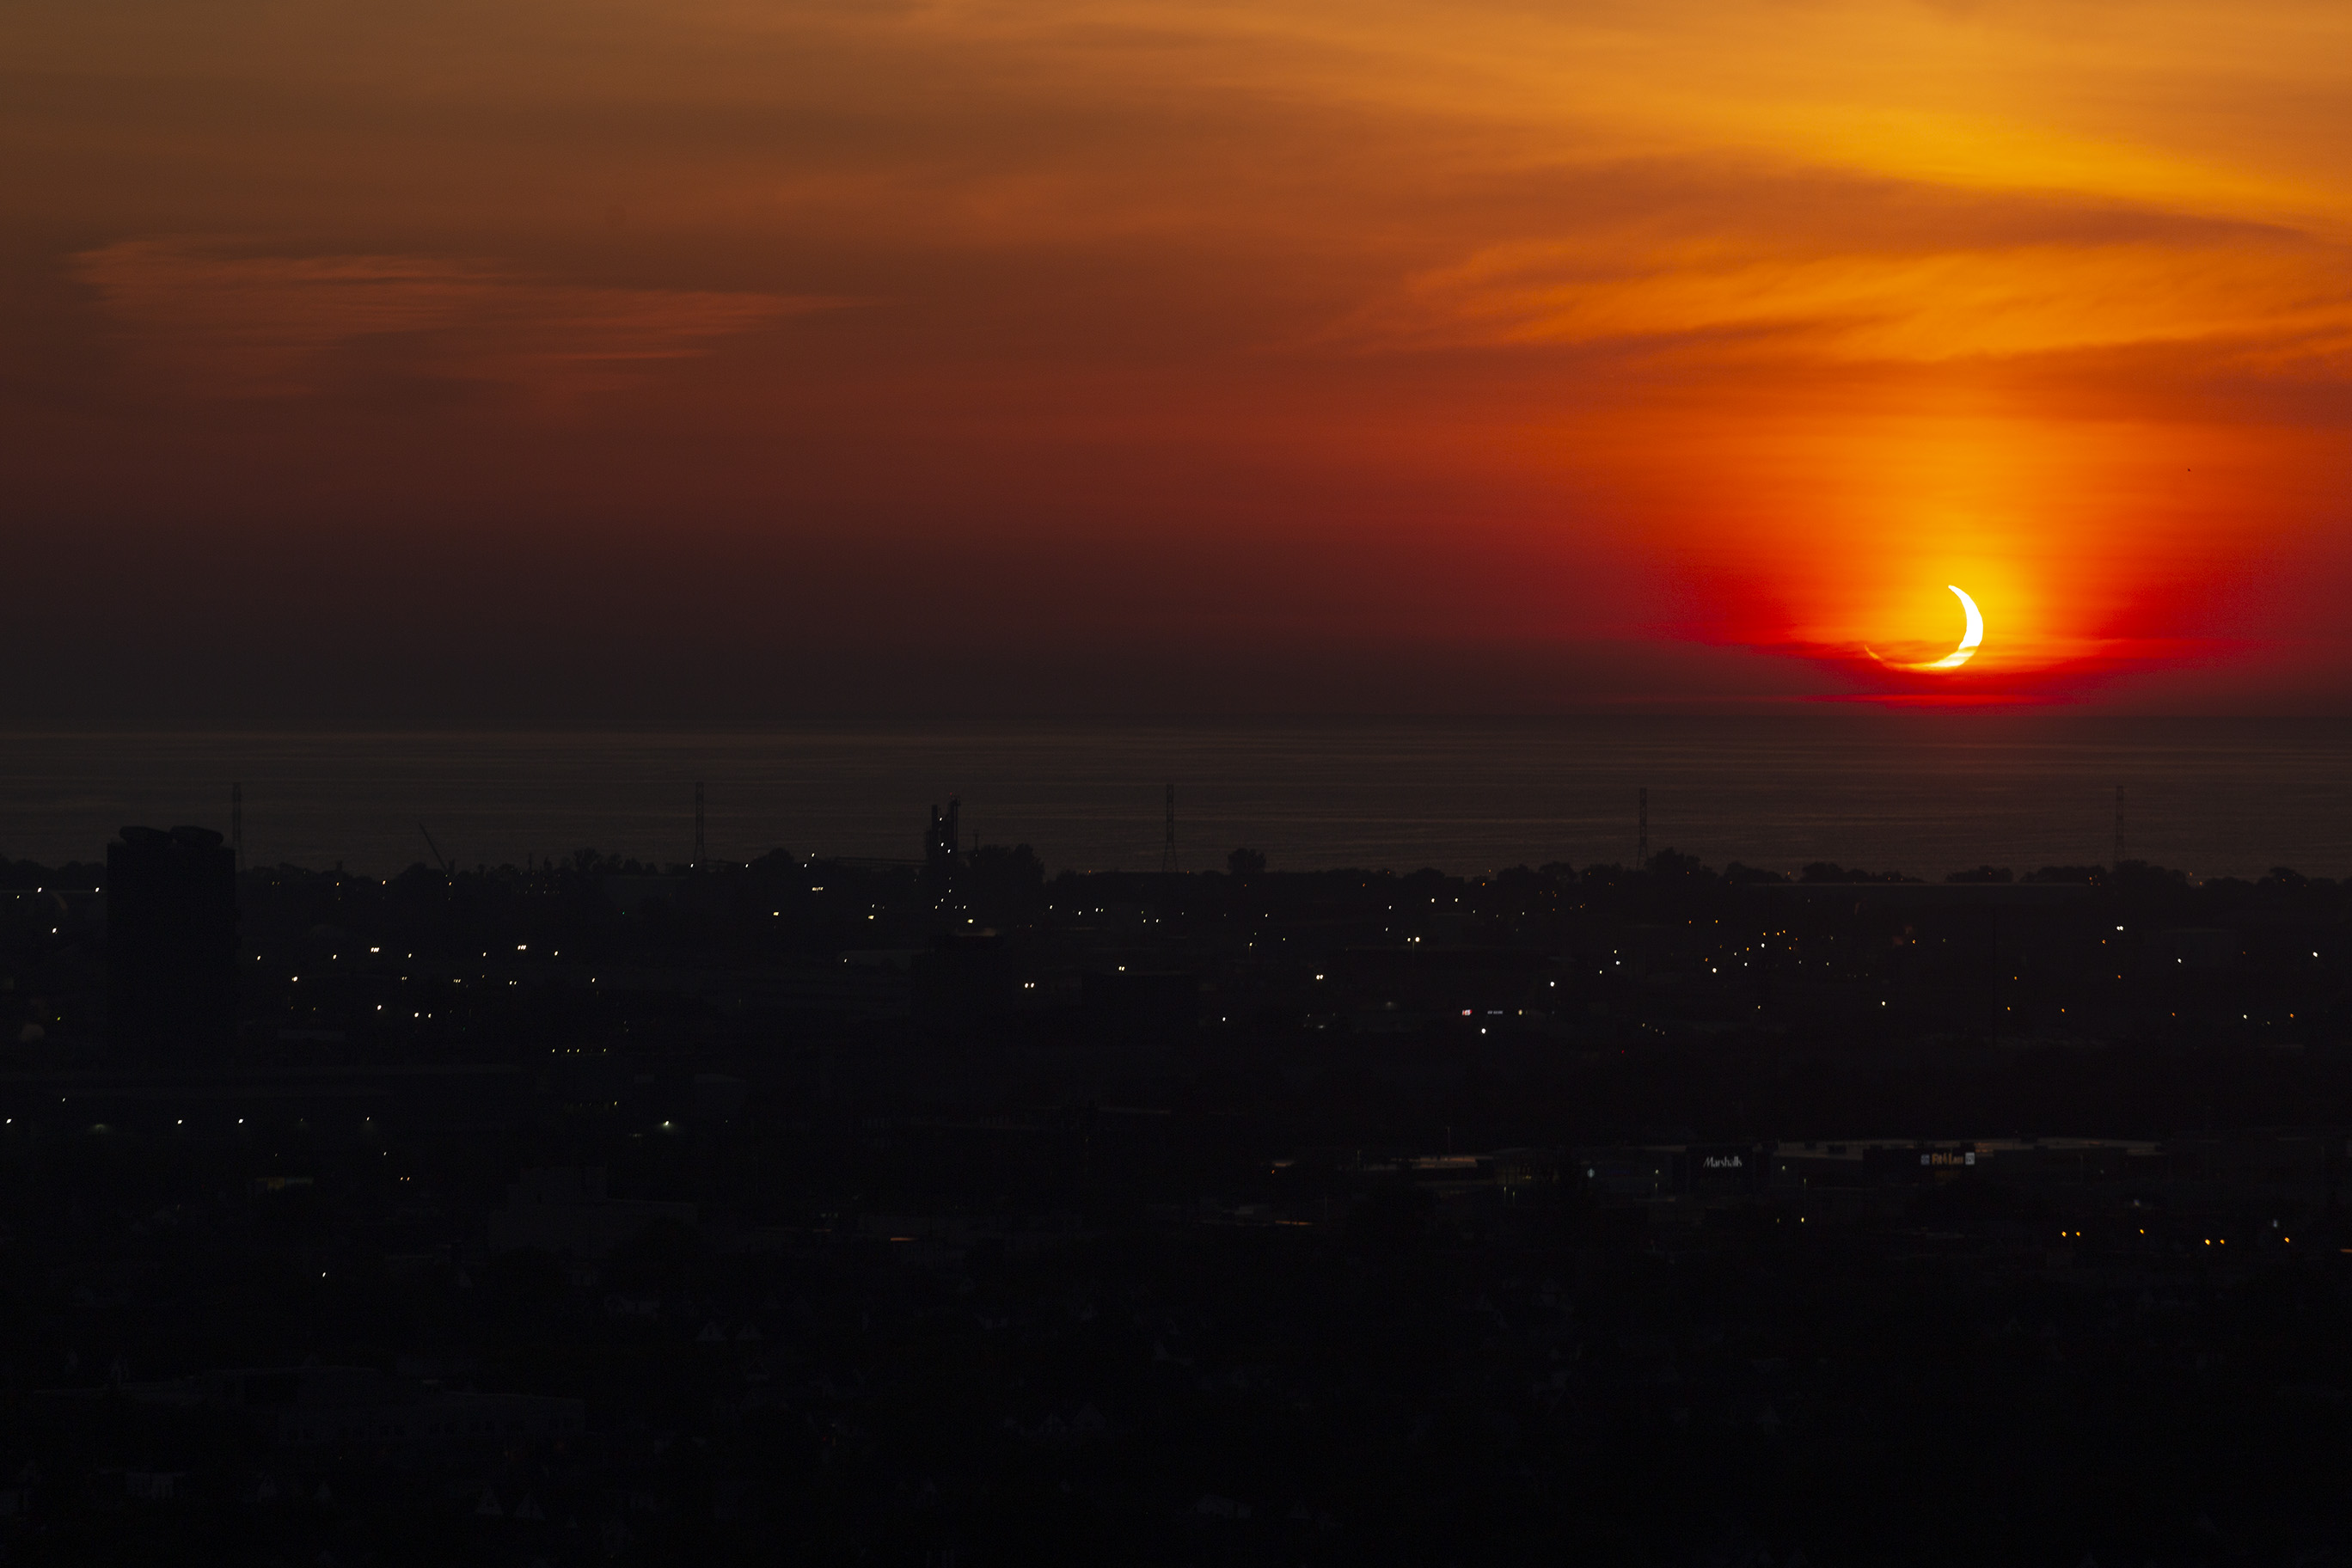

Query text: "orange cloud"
[1380, 220, 2352, 364]
[6, 0, 2351, 714]
[73, 238, 843, 400]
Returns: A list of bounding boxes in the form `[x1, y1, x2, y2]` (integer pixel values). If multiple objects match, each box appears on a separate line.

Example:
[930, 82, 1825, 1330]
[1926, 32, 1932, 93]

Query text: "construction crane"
[418, 822, 454, 877]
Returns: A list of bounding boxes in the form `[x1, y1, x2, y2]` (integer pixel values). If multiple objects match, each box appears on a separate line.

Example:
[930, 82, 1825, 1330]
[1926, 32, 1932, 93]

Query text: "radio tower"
[1637, 787, 1649, 868]
[2113, 784, 2125, 870]
[694, 781, 706, 869]
[231, 781, 243, 873]
[1161, 783, 1178, 875]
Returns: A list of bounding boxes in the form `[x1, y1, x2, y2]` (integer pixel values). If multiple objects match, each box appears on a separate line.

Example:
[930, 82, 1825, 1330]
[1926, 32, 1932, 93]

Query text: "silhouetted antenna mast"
[2113, 784, 2125, 869]
[1637, 787, 1649, 867]
[694, 781, 707, 869]
[230, 781, 243, 873]
[1161, 783, 1178, 876]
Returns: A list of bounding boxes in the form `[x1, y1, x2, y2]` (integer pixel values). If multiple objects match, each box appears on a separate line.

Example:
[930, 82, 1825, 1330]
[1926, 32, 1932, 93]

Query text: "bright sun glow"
[1919, 585, 1985, 670]
[1869, 585, 1986, 672]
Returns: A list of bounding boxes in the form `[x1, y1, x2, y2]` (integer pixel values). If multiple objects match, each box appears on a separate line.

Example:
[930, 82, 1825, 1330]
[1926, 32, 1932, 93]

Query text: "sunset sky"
[8, 0, 2350, 717]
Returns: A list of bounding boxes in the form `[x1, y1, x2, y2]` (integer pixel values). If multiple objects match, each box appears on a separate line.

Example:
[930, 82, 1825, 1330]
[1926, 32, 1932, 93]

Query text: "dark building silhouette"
[4, 817, 2352, 1562]
[107, 824, 237, 1057]
[922, 796, 962, 889]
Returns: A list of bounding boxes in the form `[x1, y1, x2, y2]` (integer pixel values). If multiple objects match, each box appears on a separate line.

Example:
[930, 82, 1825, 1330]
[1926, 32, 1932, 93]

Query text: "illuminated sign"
[1688, 1147, 1761, 1189]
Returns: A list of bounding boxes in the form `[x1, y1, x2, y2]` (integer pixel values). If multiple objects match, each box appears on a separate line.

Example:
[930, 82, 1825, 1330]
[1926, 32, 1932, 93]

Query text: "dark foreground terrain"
[3, 832, 2351, 1564]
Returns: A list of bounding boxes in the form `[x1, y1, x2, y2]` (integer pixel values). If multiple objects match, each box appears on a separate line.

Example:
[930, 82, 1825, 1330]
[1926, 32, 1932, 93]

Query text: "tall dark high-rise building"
[107, 824, 238, 1057]
[923, 797, 962, 888]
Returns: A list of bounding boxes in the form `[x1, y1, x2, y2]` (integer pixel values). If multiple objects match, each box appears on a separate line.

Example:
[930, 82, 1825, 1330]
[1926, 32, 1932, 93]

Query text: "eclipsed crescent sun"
[1868, 585, 1984, 671]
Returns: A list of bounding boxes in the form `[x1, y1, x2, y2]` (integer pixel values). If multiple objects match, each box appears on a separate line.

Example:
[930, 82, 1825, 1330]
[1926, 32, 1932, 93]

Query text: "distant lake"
[0, 718, 2346, 881]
